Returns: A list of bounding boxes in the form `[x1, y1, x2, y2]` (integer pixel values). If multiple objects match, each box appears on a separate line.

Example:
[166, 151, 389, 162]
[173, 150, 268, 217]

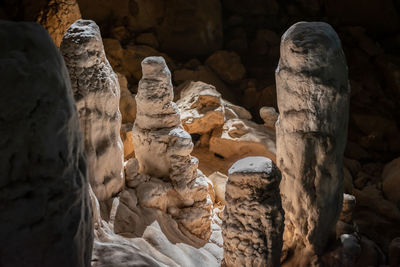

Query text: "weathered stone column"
[223, 157, 284, 267]
[276, 21, 350, 265]
[132, 56, 212, 240]
[0, 21, 92, 267]
[61, 19, 124, 201]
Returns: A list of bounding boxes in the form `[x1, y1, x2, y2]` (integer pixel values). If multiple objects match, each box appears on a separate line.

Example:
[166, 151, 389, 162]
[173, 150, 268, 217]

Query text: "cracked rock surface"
[223, 156, 284, 267]
[0, 21, 92, 267]
[61, 19, 124, 201]
[276, 21, 350, 265]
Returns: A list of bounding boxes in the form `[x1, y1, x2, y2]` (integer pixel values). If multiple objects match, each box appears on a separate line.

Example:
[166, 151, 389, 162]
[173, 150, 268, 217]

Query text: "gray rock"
[0, 21, 92, 267]
[276, 21, 350, 265]
[61, 19, 124, 201]
[223, 157, 284, 267]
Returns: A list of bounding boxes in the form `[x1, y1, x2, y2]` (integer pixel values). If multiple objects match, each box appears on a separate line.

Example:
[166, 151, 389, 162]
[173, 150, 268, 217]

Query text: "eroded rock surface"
[0, 21, 92, 267]
[276, 21, 350, 265]
[61, 19, 124, 201]
[223, 157, 284, 267]
[131, 56, 212, 240]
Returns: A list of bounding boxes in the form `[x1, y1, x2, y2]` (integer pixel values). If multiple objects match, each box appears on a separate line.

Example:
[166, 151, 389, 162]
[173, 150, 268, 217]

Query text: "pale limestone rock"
[382, 157, 400, 205]
[131, 56, 212, 240]
[208, 172, 228, 204]
[0, 21, 92, 267]
[223, 157, 284, 267]
[259, 106, 279, 129]
[177, 81, 225, 134]
[36, 0, 81, 47]
[205, 50, 246, 84]
[276, 22, 350, 265]
[209, 118, 276, 161]
[61, 19, 124, 201]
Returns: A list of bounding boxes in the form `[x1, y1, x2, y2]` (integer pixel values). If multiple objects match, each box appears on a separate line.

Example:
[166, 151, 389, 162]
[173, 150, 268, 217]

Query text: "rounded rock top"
[141, 56, 171, 78]
[228, 156, 273, 175]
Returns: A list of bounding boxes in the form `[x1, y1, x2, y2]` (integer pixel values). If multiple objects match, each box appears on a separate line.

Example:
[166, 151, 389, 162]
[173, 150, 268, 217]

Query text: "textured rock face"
[382, 157, 400, 206]
[61, 20, 124, 201]
[276, 22, 350, 264]
[131, 56, 212, 240]
[177, 81, 225, 134]
[0, 21, 92, 267]
[223, 157, 284, 267]
[36, 0, 81, 47]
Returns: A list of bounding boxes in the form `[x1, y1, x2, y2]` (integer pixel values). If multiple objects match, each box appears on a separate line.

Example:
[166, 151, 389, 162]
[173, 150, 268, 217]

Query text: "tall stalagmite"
[61, 19, 124, 201]
[132, 56, 212, 240]
[223, 157, 284, 267]
[0, 21, 92, 267]
[276, 21, 350, 265]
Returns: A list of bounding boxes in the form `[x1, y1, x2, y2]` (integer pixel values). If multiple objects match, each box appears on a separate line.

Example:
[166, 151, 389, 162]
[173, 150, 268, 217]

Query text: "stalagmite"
[61, 19, 124, 201]
[223, 157, 284, 267]
[276, 21, 350, 265]
[0, 21, 92, 267]
[131, 56, 212, 240]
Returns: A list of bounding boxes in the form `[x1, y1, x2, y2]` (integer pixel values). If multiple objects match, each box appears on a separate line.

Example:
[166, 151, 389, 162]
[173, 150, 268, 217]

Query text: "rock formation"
[223, 156, 284, 267]
[336, 194, 358, 237]
[131, 56, 212, 240]
[36, 0, 81, 47]
[61, 19, 124, 201]
[0, 21, 92, 267]
[276, 21, 350, 265]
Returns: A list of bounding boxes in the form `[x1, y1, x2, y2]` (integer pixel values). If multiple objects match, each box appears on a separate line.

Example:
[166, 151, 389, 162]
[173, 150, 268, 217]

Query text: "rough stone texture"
[276, 22, 350, 265]
[36, 0, 81, 47]
[131, 56, 212, 240]
[210, 118, 276, 161]
[0, 21, 92, 267]
[259, 106, 279, 129]
[61, 19, 124, 201]
[177, 81, 225, 134]
[205, 50, 246, 84]
[223, 156, 284, 267]
[120, 123, 135, 160]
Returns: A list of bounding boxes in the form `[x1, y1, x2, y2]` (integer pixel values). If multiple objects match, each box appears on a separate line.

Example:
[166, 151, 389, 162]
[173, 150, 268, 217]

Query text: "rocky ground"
[1, 0, 400, 266]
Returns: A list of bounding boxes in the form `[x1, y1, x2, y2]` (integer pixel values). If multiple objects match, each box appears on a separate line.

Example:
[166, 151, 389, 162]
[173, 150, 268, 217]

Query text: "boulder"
[205, 50, 246, 84]
[382, 157, 400, 206]
[208, 172, 228, 204]
[156, 0, 223, 57]
[61, 19, 125, 201]
[276, 22, 350, 265]
[0, 21, 92, 267]
[176, 81, 225, 134]
[259, 106, 278, 129]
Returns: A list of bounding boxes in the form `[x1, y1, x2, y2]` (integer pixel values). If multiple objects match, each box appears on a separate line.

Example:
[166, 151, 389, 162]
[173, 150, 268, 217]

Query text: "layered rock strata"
[223, 156, 284, 267]
[276, 21, 350, 265]
[0, 21, 92, 267]
[61, 19, 124, 201]
[131, 56, 212, 240]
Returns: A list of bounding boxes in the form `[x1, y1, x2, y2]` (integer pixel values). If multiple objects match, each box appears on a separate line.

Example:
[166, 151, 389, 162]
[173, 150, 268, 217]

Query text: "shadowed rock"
[0, 21, 92, 267]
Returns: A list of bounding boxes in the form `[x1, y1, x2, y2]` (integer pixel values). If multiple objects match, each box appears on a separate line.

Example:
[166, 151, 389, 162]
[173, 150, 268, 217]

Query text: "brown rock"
[157, 0, 223, 57]
[382, 157, 400, 206]
[120, 123, 135, 160]
[205, 50, 246, 84]
[177, 81, 225, 134]
[0, 20, 92, 267]
[118, 73, 137, 124]
[136, 32, 159, 48]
